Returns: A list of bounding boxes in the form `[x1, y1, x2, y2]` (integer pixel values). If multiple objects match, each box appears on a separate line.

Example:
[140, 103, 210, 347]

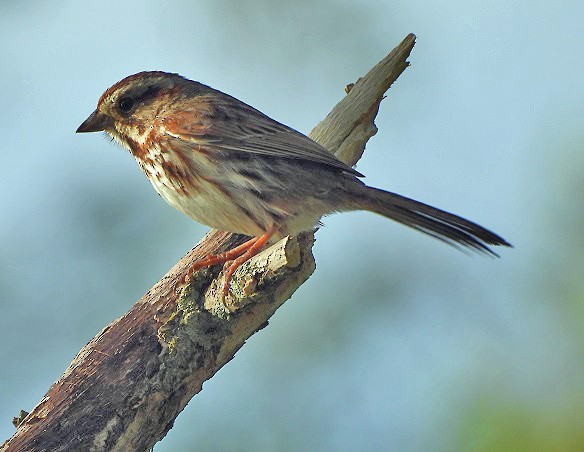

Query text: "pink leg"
[182, 227, 276, 296]
[221, 228, 275, 296]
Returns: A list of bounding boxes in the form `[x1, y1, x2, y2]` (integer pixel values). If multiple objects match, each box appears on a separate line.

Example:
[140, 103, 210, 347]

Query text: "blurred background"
[1, 0, 583, 450]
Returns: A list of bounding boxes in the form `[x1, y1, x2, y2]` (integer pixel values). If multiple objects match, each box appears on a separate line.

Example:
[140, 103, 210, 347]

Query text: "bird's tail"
[347, 185, 512, 256]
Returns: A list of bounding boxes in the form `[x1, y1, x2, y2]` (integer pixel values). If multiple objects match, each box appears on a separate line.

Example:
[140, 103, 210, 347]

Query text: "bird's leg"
[221, 227, 275, 296]
[181, 227, 276, 296]
[181, 236, 259, 283]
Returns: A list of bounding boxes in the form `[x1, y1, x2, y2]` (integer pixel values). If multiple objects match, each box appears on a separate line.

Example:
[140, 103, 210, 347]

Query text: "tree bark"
[2, 34, 416, 452]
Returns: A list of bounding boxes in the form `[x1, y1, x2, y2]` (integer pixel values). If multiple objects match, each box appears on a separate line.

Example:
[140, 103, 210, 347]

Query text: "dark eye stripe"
[138, 85, 161, 102]
[117, 85, 161, 114]
[118, 97, 134, 113]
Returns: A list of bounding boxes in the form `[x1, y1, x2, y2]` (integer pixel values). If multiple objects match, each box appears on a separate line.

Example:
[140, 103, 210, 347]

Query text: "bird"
[77, 71, 511, 295]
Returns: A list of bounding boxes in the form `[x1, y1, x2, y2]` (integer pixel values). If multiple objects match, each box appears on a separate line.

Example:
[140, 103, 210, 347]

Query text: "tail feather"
[350, 186, 512, 256]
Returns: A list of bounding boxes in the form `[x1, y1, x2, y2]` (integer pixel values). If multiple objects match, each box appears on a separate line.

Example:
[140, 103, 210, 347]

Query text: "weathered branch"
[2, 34, 416, 451]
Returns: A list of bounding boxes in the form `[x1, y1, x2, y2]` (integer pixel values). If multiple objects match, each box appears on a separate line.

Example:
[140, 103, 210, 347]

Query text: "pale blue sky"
[1, 1, 583, 450]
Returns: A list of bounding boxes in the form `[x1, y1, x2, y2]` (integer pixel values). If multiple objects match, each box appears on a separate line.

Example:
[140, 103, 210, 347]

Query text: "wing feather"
[163, 92, 364, 177]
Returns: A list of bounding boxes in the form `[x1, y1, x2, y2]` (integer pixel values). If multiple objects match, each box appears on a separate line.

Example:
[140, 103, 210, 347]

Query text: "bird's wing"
[162, 92, 364, 177]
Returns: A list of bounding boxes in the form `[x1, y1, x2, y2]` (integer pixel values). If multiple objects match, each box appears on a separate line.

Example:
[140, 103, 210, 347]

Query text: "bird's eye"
[118, 97, 135, 113]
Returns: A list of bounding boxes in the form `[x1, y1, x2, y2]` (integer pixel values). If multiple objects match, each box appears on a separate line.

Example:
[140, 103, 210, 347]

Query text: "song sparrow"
[77, 71, 510, 295]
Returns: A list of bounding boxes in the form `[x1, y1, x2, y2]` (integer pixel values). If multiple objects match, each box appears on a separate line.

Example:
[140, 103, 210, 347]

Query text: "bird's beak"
[76, 110, 114, 133]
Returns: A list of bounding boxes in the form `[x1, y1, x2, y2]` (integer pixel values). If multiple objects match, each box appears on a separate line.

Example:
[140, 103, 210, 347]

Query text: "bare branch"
[2, 34, 416, 452]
